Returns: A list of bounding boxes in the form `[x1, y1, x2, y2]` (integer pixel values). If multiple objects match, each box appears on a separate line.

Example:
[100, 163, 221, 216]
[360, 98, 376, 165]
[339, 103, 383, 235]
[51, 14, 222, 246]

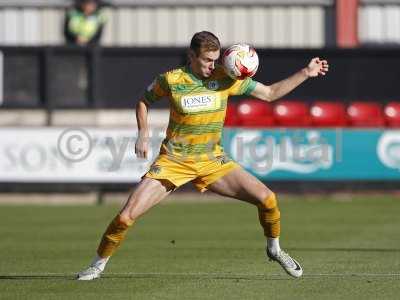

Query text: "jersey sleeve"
[228, 77, 257, 96]
[143, 73, 170, 105]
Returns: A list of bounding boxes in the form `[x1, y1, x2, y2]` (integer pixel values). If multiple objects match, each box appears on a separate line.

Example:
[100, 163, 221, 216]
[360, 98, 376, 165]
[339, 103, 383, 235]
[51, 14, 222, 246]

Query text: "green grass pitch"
[0, 195, 399, 299]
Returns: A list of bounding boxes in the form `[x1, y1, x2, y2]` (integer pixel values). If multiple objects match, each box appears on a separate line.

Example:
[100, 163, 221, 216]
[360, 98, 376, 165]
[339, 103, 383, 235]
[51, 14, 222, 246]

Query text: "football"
[222, 43, 259, 80]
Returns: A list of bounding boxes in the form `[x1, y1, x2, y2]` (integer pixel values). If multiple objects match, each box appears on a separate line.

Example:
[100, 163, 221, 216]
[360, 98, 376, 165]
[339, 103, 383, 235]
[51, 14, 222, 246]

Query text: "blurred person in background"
[64, 0, 107, 46]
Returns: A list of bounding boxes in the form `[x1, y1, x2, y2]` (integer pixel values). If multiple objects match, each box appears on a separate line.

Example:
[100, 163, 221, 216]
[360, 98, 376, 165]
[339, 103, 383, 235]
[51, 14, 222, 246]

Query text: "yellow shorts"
[144, 154, 240, 192]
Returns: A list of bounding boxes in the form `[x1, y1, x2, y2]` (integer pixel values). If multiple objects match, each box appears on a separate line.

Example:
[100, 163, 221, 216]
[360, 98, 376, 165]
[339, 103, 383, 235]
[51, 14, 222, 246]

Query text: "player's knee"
[120, 193, 142, 222]
[118, 213, 135, 227]
[258, 192, 278, 211]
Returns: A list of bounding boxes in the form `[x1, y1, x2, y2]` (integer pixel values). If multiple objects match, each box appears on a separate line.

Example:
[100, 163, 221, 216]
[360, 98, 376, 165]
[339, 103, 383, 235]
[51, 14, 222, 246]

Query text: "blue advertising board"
[222, 129, 400, 180]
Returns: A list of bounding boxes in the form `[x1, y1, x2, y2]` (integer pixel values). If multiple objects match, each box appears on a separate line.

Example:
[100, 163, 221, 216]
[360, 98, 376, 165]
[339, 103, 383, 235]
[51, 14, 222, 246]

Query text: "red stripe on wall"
[337, 0, 359, 48]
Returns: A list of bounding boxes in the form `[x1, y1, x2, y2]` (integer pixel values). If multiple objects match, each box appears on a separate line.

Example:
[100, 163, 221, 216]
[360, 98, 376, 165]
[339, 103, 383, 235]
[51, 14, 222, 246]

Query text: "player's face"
[190, 49, 220, 79]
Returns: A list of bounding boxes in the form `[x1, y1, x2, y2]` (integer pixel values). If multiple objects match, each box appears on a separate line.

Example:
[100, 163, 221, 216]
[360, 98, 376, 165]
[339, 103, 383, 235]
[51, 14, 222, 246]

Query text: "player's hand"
[135, 135, 149, 159]
[305, 57, 329, 77]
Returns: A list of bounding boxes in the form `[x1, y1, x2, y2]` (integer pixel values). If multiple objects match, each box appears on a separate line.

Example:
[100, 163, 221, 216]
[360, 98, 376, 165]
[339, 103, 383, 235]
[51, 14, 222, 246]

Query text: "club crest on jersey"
[207, 81, 219, 90]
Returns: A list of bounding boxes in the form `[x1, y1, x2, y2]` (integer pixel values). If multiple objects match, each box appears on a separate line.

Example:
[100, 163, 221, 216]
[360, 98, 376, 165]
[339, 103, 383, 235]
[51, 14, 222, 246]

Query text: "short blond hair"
[190, 31, 221, 56]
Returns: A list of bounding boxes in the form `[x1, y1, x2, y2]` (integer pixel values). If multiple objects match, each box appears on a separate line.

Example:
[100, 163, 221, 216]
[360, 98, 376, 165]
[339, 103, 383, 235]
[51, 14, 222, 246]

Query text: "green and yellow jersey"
[66, 8, 106, 42]
[143, 65, 256, 161]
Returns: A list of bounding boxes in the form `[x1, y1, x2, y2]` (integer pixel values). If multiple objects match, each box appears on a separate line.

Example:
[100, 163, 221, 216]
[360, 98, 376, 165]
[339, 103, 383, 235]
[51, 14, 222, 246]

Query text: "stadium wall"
[0, 1, 331, 47]
[359, 0, 400, 45]
[2, 1, 400, 47]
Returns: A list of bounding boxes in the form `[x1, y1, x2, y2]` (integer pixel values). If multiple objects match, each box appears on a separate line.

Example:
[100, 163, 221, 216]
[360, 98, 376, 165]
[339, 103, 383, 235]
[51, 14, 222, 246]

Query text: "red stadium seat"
[224, 102, 240, 126]
[384, 102, 400, 127]
[347, 102, 385, 127]
[310, 101, 347, 127]
[273, 101, 310, 127]
[237, 99, 275, 127]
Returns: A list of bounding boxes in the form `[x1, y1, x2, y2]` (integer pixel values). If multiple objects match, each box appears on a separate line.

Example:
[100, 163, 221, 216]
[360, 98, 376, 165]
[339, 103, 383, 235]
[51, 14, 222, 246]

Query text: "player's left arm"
[250, 57, 329, 102]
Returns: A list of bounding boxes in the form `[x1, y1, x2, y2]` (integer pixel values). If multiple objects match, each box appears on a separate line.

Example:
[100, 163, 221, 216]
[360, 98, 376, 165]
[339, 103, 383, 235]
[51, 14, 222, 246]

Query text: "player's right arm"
[135, 99, 150, 158]
[134, 73, 170, 159]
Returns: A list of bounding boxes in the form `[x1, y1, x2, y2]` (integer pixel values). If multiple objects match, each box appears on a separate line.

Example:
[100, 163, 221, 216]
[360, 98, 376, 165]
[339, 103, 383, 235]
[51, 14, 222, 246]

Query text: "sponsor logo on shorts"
[216, 155, 232, 165]
[150, 164, 162, 174]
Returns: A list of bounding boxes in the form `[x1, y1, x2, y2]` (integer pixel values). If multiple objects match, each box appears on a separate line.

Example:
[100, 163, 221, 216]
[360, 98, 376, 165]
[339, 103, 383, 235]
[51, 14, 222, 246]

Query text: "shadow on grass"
[1, 273, 399, 281]
[0, 273, 289, 281]
[103, 274, 288, 281]
[0, 275, 73, 280]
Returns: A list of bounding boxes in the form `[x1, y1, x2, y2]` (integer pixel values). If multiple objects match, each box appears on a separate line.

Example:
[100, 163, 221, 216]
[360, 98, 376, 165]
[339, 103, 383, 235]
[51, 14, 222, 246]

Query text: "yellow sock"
[257, 192, 281, 238]
[97, 215, 134, 258]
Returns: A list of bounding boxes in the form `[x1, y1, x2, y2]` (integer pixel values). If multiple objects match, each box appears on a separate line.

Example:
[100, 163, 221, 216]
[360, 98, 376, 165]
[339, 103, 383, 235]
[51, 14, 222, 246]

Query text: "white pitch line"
[105, 272, 400, 278]
[1, 272, 400, 278]
[302, 273, 400, 277]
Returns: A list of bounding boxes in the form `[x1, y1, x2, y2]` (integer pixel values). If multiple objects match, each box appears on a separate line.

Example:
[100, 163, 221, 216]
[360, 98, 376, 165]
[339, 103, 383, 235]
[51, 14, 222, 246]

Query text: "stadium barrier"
[223, 128, 400, 180]
[0, 50, 3, 105]
[0, 127, 399, 185]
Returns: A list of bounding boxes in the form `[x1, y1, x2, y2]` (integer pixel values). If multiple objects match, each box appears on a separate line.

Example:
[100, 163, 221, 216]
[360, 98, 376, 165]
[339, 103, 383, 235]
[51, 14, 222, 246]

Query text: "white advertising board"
[0, 51, 3, 105]
[0, 127, 165, 183]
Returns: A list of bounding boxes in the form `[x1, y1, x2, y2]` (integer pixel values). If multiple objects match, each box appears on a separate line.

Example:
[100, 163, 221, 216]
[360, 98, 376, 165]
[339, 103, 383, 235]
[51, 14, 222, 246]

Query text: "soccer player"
[77, 31, 329, 280]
